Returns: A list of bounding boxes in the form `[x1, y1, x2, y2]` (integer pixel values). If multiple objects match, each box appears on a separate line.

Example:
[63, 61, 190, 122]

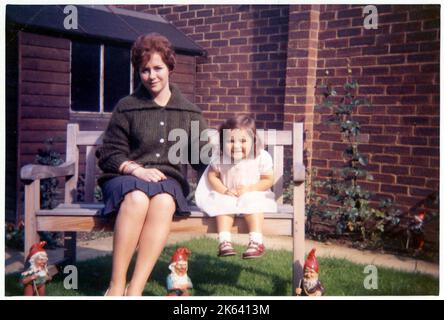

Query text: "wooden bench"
[21, 122, 306, 295]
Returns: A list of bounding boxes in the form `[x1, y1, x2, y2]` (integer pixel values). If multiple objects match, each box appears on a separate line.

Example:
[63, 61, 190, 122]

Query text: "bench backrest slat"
[65, 124, 297, 204]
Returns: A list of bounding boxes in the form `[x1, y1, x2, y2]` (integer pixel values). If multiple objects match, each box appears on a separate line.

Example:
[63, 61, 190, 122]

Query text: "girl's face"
[223, 128, 254, 161]
[139, 52, 170, 97]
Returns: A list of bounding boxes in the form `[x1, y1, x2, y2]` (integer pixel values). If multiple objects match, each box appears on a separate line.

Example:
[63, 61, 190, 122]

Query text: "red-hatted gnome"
[407, 212, 426, 252]
[296, 248, 325, 296]
[21, 241, 52, 296]
[166, 247, 193, 296]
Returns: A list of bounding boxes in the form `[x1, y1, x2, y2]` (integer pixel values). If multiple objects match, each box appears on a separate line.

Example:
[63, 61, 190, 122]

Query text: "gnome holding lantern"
[21, 241, 52, 296]
[296, 248, 325, 296]
[166, 247, 193, 296]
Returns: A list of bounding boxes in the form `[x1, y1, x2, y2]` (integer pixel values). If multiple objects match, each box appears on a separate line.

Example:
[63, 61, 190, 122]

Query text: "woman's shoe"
[218, 241, 237, 257]
[242, 241, 265, 259]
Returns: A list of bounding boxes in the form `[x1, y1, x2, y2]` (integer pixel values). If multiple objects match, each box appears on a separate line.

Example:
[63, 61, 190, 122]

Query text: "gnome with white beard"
[21, 241, 52, 296]
[296, 248, 325, 296]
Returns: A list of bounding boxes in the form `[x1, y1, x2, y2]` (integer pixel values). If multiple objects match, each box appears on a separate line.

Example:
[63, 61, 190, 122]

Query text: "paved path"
[6, 233, 439, 278]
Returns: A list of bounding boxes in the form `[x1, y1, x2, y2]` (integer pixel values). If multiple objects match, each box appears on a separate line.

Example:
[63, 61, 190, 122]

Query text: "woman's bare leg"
[126, 193, 176, 296]
[107, 190, 150, 296]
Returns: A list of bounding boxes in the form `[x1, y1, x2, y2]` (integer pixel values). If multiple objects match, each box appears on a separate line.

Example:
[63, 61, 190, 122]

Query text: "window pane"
[71, 41, 100, 112]
[104, 45, 130, 112]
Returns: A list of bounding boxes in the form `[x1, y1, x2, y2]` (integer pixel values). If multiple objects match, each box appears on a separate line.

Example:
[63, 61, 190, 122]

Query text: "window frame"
[70, 41, 135, 115]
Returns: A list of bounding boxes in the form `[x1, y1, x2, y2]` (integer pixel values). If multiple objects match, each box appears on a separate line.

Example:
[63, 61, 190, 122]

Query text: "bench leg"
[63, 232, 77, 264]
[293, 182, 305, 295]
[24, 180, 41, 262]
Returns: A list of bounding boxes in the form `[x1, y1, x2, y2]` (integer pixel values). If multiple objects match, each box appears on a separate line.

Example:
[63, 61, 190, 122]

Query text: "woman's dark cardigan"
[96, 83, 209, 196]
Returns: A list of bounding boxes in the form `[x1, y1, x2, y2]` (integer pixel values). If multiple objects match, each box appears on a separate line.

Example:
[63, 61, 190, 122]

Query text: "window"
[71, 40, 132, 113]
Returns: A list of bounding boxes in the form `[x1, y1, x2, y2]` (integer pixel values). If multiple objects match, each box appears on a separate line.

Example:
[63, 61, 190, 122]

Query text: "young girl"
[195, 115, 277, 259]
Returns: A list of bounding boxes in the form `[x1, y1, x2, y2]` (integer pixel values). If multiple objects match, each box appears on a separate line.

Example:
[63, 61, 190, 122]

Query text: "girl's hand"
[132, 167, 167, 182]
[224, 188, 239, 197]
[236, 185, 252, 196]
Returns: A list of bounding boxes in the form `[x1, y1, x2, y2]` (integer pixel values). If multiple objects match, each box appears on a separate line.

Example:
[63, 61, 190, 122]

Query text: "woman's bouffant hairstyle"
[131, 33, 176, 71]
[218, 115, 263, 159]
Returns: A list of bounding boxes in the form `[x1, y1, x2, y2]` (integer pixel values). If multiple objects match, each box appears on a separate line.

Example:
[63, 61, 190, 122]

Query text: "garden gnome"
[296, 248, 325, 296]
[407, 212, 425, 251]
[21, 241, 52, 296]
[166, 247, 193, 296]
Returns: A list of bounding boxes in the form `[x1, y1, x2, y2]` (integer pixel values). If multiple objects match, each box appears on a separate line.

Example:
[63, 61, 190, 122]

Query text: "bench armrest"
[293, 163, 306, 183]
[21, 161, 76, 181]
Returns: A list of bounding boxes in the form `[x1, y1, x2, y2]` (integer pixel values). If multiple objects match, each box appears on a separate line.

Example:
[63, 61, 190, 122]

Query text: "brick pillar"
[283, 5, 320, 174]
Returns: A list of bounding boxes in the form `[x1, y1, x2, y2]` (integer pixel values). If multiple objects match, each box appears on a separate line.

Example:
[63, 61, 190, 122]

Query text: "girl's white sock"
[249, 232, 263, 244]
[218, 231, 232, 243]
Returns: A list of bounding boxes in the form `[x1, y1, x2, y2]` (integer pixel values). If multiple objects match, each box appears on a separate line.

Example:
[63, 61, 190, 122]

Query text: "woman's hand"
[132, 167, 167, 182]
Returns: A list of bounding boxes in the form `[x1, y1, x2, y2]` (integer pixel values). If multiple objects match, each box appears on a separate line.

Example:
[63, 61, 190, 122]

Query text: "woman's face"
[223, 128, 254, 162]
[139, 52, 170, 97]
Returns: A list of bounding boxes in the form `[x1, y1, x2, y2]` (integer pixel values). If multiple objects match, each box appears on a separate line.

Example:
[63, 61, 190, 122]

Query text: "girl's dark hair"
[131, 33, 176, 71]
[218, 115, 263, 159]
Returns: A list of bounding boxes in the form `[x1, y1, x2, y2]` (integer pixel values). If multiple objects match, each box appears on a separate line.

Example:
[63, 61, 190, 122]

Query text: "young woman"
[97, 33, 207, 296]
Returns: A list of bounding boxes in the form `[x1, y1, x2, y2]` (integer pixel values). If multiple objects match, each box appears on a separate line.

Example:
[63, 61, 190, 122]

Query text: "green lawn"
[5, 237, 439, 296]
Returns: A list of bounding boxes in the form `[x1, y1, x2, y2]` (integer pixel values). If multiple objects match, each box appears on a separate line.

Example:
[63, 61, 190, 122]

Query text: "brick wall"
[313, 5, 439, 220]
[117, 4, 289, 129]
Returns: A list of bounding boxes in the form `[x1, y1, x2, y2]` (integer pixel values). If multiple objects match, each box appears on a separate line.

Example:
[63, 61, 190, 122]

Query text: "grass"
[5, 237, 439, 296]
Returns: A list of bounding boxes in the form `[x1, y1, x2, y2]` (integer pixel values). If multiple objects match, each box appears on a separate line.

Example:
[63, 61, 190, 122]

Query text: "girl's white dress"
[195, 149, 277, 216]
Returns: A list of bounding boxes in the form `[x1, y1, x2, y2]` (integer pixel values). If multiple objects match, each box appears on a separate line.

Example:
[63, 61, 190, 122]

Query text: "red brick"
[390, 43, 419, 53]
[350, 36, 375, 46]
[397, 176, 426, 186]
[374, 76, 402, 84]
[358, 86, 384, 94]
[419, 42, 440, 52]
[390, 65, 420, 74]
[325, 39, 348, 48]
[414, 127, 439, 136]
[197, 9, 213, 18]
[423, 19, 440, 30]
[373, 174, 395, 184]
[386, 106, 416, 114]
[381, 184, 408, 194]
[391, 22, 421, 33]
[407, 31, 439, 42]
[399, 156, 428, 167]
[409, 7, 440, 21]
[407, 53, 438, 63]
[337, 7, 362, 19]
[384, 126, 413, 135]
[338, 28, 362, 37]
[371, 115, 400, 125]
[382, 165, 409, 175]
[211, 23, 229, 32]
[386, 86, 415, 94]
[371, 155, 399, 164]
[411, 167, 439, 178]
[362, 46, 389, 55]
[369, 135, 397, 144]
[362, 66, 389, 75]
[416, 85, 439, 94]
[399, 136, 428, 146]
[377, 55, 405, 65]
[379, 13, 408, 24]
[400, 95, 430, 104]
[401, 116, 430, 126]
[412, 147, 439, 157]
[410, 187, 435, 197]
[359, 144, 384, 153]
